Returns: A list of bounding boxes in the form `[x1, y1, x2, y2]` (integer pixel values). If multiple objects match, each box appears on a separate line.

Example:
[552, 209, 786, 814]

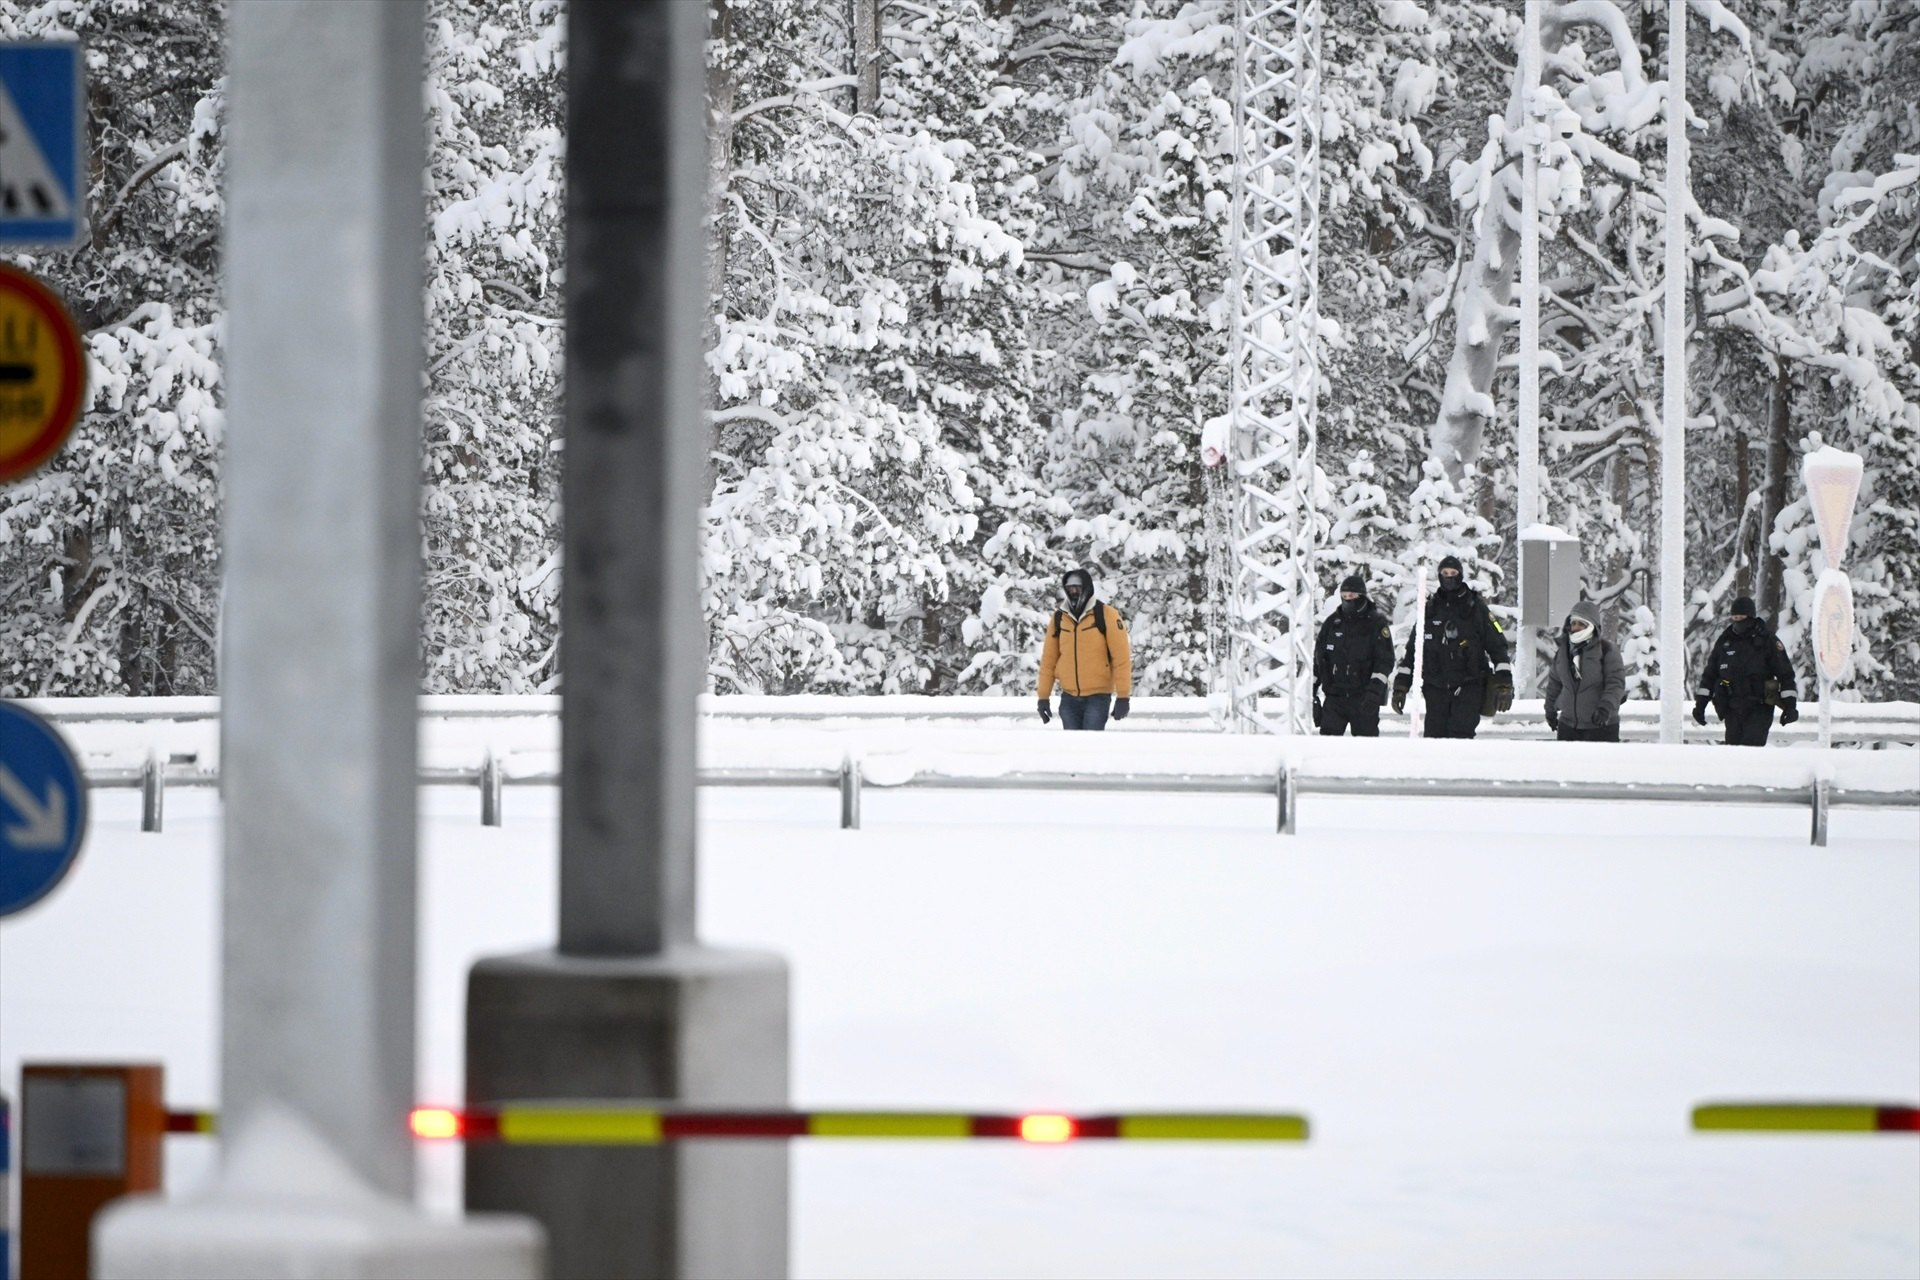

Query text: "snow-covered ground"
[2, 738, 1917, 1278]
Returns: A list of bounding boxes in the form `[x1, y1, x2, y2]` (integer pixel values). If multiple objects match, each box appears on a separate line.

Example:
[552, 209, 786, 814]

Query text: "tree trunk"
[1754, 367, 1791, 620]
[1733, 431, 1751, 596]
[853, 0, 880, 114]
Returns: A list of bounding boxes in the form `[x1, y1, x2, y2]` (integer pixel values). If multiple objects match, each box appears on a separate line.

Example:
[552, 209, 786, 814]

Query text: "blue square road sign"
[0, 42, 85, 248]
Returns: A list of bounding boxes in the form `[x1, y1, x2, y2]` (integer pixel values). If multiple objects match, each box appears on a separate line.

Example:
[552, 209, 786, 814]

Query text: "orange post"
[19, 1065, 163, 1280]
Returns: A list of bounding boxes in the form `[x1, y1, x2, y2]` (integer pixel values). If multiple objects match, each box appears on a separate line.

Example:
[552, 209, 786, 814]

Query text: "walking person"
[1693, 595, 1799, 746]
[1036, 568, 1133, 731]
[1391, 554, 1513, 739]
[1541, 600, 1625, 741]
[1314, 574, 1394, 736]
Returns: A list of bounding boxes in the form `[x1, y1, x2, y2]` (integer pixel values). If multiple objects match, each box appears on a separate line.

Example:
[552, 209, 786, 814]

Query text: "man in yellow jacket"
[1036, 568, 1133, 730]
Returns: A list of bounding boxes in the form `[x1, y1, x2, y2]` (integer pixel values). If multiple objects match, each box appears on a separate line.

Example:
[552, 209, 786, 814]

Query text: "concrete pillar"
[463, 3, 790, 1275]
[95, 2, 540, 1273]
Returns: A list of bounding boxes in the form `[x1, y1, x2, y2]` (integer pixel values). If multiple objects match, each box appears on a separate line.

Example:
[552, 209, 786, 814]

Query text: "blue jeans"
[1059, 692, 1112, 731]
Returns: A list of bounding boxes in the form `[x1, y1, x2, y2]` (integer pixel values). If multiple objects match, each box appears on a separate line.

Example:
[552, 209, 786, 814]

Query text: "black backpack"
[1053, 601, 1114, 662]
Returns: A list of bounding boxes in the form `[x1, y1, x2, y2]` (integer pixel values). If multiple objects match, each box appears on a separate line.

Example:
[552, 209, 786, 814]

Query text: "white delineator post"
[94, 3, 540, 1275]
[1802, 446, 1865, 750]
[1657, 0, 1689, 744]
[1515, 0, 1542, 702]
[1408, 564, 1429, 739]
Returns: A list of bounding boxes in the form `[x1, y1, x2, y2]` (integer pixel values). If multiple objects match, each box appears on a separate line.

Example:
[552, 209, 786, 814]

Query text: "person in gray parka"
[1541, 600, 1625, 741]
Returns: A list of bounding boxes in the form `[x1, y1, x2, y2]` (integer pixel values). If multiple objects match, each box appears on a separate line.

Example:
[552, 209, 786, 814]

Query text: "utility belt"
[1714, 677, 1782, 709]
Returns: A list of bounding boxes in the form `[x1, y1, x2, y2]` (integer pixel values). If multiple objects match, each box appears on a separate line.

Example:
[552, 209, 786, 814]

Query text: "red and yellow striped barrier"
[164, 1106, 1308, 1144]
[411, 1106, 1309, 1144]
[1692, 1102, 1920, 1133]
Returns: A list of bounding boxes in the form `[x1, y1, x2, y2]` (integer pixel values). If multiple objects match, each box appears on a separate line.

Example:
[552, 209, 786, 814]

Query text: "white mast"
[1216, 0, 1324, 734]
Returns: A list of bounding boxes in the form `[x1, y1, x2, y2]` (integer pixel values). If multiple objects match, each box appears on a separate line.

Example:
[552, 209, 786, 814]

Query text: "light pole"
[1516, 0, 1542, 700]
[1657, 0, 1689, 744]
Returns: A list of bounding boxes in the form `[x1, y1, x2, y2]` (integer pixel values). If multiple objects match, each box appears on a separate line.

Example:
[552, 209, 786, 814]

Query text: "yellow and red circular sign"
[0, 262, 87, 483]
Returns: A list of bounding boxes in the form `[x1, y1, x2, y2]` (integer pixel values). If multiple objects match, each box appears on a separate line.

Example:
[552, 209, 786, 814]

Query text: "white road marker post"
[1408, 563, 1429, 740]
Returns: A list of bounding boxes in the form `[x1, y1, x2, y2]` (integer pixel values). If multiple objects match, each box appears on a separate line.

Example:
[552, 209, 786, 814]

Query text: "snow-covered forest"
[1, 0, 1914, 701]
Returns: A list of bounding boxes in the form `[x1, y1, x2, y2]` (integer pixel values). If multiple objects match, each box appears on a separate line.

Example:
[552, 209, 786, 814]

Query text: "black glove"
[1692, 697, 1709, 726]
[1311, 686, 1323, 728]
[1545, 707, 1559, 734]
[1112, 697, 1130, 721]
[1037, 698, 1051, 725]
[1490, 671, 1514, 714]
[1778, 699, 1799, 725]
[1391, 675, 1409, 715]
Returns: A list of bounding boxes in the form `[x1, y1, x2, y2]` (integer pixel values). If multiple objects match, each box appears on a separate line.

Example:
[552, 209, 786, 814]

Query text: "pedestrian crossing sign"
[0, 42, 85, 247]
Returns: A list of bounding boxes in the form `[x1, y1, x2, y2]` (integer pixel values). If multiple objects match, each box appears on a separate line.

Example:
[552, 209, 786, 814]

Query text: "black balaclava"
[1438, 555, 1466, 594]
[1340, 573, 1367, 613]
[1731, 595, 1758, 636]
[1063, 568, 1095, 619]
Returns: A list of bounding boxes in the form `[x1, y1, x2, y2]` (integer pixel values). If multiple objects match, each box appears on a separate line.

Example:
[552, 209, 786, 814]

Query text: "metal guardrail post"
[1811, 778, 1830, 847]
[840, 754, 861, 831]
[140, 751, 163, 834]
[1277, 765, 1296, 835]
[481, 750, 503, 828]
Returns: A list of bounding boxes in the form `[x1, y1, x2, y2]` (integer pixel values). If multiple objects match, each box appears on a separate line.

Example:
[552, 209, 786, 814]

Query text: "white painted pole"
[96, 1, 544, 1272]
[1408, 564, 1429, 739]
[218, 0, 428, 1195]
[1658, 0, 1689, 744]
[1516, 0, 1542, 702]
[1819, 674, 1832, 749]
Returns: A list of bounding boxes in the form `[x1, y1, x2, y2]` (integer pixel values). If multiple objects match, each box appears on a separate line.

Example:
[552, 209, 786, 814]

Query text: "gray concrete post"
[95, 3, 541, 1273]
[464, 3, 790, 1276]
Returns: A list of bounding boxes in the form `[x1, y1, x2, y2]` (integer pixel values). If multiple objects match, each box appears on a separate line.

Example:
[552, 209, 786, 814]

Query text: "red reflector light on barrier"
[1019, 1114, 1076, 1144]
[410, 1107, 464, 1140]
[1878, 1107, 1920, 1132]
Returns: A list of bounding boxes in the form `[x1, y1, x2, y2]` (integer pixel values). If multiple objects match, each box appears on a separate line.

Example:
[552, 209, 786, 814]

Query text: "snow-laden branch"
[710, 404, 791, 431]
[92, 139, 190, 244]
[733, 81, 861, 131]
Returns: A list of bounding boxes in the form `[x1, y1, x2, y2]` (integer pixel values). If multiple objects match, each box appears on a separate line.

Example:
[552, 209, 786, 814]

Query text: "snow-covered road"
[3, 781, 1915, 1278]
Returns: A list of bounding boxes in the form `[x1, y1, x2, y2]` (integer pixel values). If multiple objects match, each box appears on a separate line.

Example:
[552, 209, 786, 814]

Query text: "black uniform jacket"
[1695, 622, 1798, 708]
[1397, 586, 1511, 690]
[1315, 602, 1395, 698]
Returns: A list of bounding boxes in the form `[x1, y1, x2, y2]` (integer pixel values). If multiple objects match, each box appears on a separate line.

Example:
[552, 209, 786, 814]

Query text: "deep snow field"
[3, 760, 1917, 1279]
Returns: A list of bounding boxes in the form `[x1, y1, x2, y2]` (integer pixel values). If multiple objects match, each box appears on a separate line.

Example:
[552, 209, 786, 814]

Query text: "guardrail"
[26, 694, 1920, 745]
[85, 752, 1916, 847]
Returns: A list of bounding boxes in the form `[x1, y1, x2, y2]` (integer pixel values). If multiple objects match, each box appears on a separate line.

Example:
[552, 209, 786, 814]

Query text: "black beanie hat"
[1438, 554, 1464, 575]
[1340, 573, 1366, 594]
[1731, 595, 1757, 616]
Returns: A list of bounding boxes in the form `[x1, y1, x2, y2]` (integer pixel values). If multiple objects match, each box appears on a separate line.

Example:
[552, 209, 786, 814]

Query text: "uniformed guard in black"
[1693, 595, 1799, 746]
[1391, 555, 1513, 739]
[1314, 574, 1395, 736]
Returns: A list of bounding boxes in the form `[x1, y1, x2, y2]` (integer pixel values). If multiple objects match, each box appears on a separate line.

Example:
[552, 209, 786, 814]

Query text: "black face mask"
[1341, 596, 1366, 614]
[1732, 618, 1756, 635]
[1439, 575, 1464, 594]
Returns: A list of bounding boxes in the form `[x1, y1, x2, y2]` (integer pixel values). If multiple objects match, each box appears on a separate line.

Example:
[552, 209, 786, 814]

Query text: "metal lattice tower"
[1214, 0, 1324, 734]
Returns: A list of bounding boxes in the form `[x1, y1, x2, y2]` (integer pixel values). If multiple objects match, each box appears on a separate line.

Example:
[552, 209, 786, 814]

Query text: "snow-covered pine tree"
[0, 0, 226, 696]
[421, 0, 566, 692]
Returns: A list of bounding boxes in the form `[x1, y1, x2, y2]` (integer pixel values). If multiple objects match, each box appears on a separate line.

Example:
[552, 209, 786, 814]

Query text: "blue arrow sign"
[0, 699, 88, 918]
[0, 42, 86, 247]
